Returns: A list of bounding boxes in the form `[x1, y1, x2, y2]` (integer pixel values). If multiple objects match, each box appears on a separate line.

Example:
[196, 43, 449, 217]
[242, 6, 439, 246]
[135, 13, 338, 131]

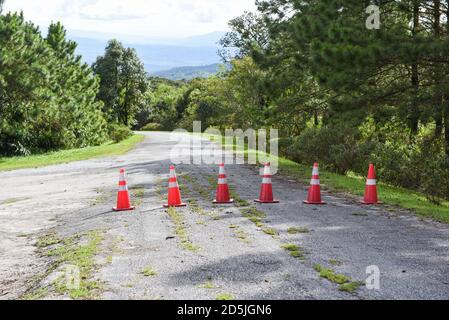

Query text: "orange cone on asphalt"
[362, 164, 380, 205]
[113, 168, 135, 211]
[255, 162, 279, 204]
[213, 164, 234, 204]
[164, 165, 187, 208]
[303, 163, 326, 205]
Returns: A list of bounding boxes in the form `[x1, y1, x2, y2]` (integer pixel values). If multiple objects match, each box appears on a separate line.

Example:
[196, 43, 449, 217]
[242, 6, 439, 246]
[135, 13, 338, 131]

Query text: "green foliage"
[140, 123, 164, 131]
[93, 40, 148, 127]
[108, 124, 133, 143]
[0, 14, 108, 156]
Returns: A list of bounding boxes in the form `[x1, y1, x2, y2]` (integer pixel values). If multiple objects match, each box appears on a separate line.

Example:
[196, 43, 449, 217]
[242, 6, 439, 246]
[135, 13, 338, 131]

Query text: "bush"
[284, 125, 368, 174]
[108, 124, 133, 143]
[141, 123, 164, 132]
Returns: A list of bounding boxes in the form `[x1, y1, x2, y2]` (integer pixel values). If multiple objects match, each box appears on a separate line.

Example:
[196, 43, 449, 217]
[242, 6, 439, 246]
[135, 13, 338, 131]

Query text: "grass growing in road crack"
[262, 228, 278, 237]
[1, 197, 31, 205]
[198, 280, 216, 289]
[0, 134, 145, 172]
[313, 264, 361, 293]
[131, 185, 145, 206]
[329, 259, 343, 266]
[31, 230, 106, 300]
[281, 244, 305, 259]
[184, 174, 211, 201]
[314, 264, 349, 284]
[167, 207, 200, 252]
[141, 267, 158, 277]
[37, 233, 62, 248]
[233, 227, 251, 244]
[216, 293, 234, 300]
[288, 227, 310, 234]
[339, 281, 363, 293]
[241, 207, 266, 228]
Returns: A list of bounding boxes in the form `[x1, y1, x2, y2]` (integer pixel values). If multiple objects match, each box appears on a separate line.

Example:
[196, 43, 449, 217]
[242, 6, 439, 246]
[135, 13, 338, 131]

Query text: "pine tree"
[93, 40, 147, 126]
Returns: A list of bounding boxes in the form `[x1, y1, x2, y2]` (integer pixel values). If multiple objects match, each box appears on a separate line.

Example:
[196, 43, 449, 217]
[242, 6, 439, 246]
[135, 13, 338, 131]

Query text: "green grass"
[241, 207, 267, 228]
[329, 259, 343, 266]
[281, 243, 305, 259]
[1, 197, 30, 205]
[167, 207, 200, 252]
[206, 133, 449, 224]
[198, 281, 216, 289]
[339, 281, 363, 293]
[313, 264, 361, 293]
[216, 293, 234, 300]
[131, 185, 145, 206]
[0, 134, 145, 172]
[262, 228, 278, 236]
[287, 227, 310, 234]
[37, 233, 62, 248]
[21, 287, 49, 300]
[141, 267, 158, 277]
[47, 230, 105, 299]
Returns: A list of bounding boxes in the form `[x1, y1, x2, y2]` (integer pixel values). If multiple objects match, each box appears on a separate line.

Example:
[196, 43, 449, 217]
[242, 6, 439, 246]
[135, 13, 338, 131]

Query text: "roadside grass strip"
[0, 134, 145, 172]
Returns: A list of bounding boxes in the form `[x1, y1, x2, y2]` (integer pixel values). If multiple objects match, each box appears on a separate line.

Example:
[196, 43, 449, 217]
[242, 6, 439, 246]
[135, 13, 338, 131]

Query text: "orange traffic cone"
[303, 163, 326, 205]
[113, 168, 135, 211]
[164, 165, 187, 208]
[362, 164, 381, 205]
[255, 162, 279, 204]
[213, 164, 234, 204]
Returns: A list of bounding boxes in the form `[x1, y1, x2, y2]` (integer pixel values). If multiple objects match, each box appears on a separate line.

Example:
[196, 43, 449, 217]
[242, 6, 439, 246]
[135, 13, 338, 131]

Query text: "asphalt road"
[1, 132, 448, 300]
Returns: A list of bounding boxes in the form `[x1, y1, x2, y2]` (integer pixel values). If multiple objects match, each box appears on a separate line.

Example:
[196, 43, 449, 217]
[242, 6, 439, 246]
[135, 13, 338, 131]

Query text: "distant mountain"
[69, 31, 226, 73]
[152, 63, 229, 80]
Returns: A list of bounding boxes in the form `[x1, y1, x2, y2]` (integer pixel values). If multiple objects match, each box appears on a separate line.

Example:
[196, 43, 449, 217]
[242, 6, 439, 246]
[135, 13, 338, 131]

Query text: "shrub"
[108, 124, 133, 143]
[141, 123, 164, 132]
[285, 125, 367, 174]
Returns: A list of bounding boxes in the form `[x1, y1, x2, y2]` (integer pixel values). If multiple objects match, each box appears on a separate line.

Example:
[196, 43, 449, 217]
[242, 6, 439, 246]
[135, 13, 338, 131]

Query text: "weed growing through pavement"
[141, 267, 158, 277]
[287, 227, 310, 234]
[216, 293, 234, 300]
[30, 230, 106, 300]
[281, 244, 305, 259]
[313, 264, 362, 293]
[130, 185, 145, 206]
[167, 207, 200, 252]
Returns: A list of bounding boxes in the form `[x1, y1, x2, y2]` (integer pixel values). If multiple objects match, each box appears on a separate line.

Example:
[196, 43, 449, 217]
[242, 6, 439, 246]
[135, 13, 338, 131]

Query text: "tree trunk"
[434, 0, 443, 138]
[445, 3, 449, 155]
[409, 1, 420, 135]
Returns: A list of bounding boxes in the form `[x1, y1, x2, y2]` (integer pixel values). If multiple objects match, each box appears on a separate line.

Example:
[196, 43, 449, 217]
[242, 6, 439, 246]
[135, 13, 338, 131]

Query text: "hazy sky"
[4, 0, 257, 39]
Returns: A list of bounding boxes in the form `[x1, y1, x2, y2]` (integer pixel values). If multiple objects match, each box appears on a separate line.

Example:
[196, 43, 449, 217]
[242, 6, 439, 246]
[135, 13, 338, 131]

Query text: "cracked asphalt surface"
[1, 132, 449, 300]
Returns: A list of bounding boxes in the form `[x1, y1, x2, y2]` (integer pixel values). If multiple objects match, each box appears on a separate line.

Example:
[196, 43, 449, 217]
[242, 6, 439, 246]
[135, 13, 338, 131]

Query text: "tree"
[93, 40, 147, 126]
[219, 12, 269, 62]
[0, 13, 108, 155]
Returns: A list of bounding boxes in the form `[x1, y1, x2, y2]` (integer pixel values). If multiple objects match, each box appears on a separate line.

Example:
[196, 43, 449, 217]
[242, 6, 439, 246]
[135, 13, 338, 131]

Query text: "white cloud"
[3, 0, 257, 38]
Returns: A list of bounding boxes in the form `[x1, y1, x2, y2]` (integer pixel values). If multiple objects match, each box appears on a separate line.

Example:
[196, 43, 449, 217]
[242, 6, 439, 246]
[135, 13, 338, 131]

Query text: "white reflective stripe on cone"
[119, 173, 126, 181]
[312, 167, 319, 176]
[170, 170, 176, 178]
[262, 178, 272, 184]
[310, 179, 320, 185]
[264, 166, 272, 176]
[169, 182, 179, 188]
[219, 166, 226, 175]
[118, 185, 128, 191]
[218, 178, 227, 184]
[366, 179, 377, 186]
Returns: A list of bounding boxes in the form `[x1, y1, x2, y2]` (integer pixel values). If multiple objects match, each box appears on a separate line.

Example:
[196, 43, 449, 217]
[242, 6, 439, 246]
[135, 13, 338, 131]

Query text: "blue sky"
[3, 0, 257, 39]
